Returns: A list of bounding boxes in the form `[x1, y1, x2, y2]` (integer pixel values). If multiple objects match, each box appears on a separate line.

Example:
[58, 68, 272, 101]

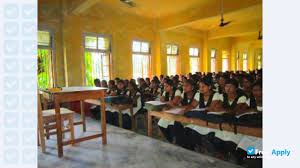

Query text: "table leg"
[80, 101, 86, 132]
[118, 111, 123, 129]
[55, 101, 63, 157]
[38, 96, 46, 153]
[100, 98, 107, 144]
[147, 111, 152, 137]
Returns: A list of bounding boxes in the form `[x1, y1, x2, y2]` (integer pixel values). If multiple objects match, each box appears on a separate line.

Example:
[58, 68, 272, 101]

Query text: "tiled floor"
[38, 114, 242, 168]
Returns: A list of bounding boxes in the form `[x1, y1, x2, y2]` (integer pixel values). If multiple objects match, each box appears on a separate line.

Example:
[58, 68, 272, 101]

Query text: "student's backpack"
[234, 112, 262, 128]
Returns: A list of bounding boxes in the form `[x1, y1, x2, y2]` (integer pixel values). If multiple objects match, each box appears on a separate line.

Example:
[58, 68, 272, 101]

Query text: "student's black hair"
[94, 78, 100, 84]
[109, 80, 115, 85]
[199, 77, 213, 87]
[128, 80, 138, 90]
[242, 74, 254, 83]
[225, 78, 239, 88]
[164, 79, 174, 87]
[94, 79, 101, 87]
[117, 80, 125, 85]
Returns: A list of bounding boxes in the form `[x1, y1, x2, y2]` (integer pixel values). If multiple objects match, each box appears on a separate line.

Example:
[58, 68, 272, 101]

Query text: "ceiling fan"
[219, 0, 231, 27]
[120, 0, 136, 7]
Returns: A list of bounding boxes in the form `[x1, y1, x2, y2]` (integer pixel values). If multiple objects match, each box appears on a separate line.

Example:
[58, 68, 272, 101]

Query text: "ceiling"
[185, 4, 262, 31]
[90, 0, 211, 18]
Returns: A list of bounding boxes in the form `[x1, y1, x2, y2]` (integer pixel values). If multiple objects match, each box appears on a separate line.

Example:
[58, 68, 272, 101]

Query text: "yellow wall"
[38, 1, 262, 87]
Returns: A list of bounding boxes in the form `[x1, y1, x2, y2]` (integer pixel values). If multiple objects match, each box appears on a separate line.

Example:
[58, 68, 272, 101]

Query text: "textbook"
[145, 101, 167, 111]
[164, 108, 185, 115]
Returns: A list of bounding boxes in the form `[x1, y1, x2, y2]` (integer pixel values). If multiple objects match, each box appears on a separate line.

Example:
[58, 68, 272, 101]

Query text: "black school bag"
[234, 112, 262, 128]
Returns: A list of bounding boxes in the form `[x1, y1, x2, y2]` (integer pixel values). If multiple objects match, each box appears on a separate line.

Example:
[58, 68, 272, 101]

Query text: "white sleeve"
[175, 90, 181, 96]
[136, 92, 141, 96]
[218, 94, 224, 102]
[162, 91, 166, 97]
[194, 92, 200, 102]
[237, 96, 248, 104]
[212, 93, 221, 101]
[126, 91, 130, 96]
[246, 98, 251, 106]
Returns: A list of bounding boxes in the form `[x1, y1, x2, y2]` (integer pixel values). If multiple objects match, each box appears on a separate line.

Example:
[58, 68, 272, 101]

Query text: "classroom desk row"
[147, 111, 262, 138]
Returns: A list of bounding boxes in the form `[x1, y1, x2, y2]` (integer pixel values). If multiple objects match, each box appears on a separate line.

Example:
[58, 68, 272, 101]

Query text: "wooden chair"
[38, 94, 75, 153]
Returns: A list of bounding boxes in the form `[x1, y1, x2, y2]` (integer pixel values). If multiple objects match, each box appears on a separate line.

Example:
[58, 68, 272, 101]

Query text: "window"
[242, 52, 248, 71]
[189, 47, 199, 74]
[167, 44, 179, 76]
[38, 30, 54, 89]
[257, 55, 262, 69]
[222, 51, 229, 72]
[210, 49, 217, 72]
[236, 52, 240, 71]
[132, 40, 151, 79]
[84, 34, 111, 86]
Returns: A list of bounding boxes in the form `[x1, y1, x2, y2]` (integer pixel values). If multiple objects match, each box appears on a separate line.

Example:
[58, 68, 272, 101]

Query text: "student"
[179, 78, 223, 150]
[106, 80, 128, 126]
[101, 80, 108, 88]
[173, 79, 198, 148]
[94, 78, 101, 87]
[120, 81, 142, 129]
[241, 75, 254, 98]
[158, 79, 182, 143]
[144, 79, 161, 101]
[107, 80, 117, 95]
[248, 80, 262, 112]
[210, 78, 249, 159]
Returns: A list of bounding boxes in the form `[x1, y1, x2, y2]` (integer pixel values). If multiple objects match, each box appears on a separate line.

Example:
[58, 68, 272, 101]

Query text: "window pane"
[141, 42, 149, 53]
[97, 37, 110, 50]
[211, 58, 216, 72]
[189, 48, 194, 56]
[211, 49, 216, 58]
[85, 36, 97, 49]
[166, 45, 172, 55]
[167, 56, 177, 76]
[38, 49, 52, 88]
[222, 59, 228, 72]
[132, 54, 150, 79]
[243, 53, 248, 59]
[38, 31, 51, 47]
[190, 57, 199, 74]
[194, 48, 199, 56]
[171, 45, 178, 55]
[133, 41, 141, 52]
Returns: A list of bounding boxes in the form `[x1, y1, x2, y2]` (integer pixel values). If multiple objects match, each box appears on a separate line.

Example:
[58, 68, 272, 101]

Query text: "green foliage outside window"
[85, 51, 94, 86]
[38, 49, 51, 89]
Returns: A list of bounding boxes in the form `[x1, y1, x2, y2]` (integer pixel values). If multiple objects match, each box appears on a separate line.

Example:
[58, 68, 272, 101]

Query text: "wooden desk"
[84, 99, 135, 131]
[147, 111, 262, 138]
[40, 87, 107, 157]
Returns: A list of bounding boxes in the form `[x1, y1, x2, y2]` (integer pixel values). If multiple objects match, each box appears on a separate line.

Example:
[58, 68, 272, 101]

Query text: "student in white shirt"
[158, 79, 182, 143]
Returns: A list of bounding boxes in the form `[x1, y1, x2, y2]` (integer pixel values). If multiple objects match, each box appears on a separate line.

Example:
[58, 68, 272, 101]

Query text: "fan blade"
[219, 21, 231, 27]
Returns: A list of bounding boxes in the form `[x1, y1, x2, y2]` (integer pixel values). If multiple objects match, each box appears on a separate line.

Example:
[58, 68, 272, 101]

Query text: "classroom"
[37, 0, 263, 167]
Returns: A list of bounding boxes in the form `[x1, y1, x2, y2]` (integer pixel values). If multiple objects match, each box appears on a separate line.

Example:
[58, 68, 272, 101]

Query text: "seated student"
[210, 78, 249, 159]
[158, 79, 182, 143]
[94, 79, 101, 87]
[120, 81, 142, 129]
[173, 79, 198, 147]
[107, 80, 117, 95]
[106, 80, 128, 126]
[221, 78, 249, 115]
[247, 80, 262, 112]
[176, 78, 223, 150]
[144, 79, 161, 101]
[214, 74, 227, 94]
[240, 74, 254, 98]
[101, 80, 108, 88]
[145, 77, 151, 86]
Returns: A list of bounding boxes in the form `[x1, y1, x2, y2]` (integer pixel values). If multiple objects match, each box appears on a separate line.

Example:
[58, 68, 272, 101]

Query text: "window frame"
[166, 43, 179, 76]
[242, 52, 248, 71]
[83, 32, 112, 85]
[132, 39, 151, 79]
[210, 48, 217, 72]
[37, 28, 55, 88]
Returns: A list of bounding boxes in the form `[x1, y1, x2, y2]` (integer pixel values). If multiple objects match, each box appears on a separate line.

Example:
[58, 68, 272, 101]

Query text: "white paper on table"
[190, 108, 207, 111]
[164, 108, 185, 115]
[145, 101, 167, 106]
[207, 111, 226, 115]
[235, 111, 258, 118]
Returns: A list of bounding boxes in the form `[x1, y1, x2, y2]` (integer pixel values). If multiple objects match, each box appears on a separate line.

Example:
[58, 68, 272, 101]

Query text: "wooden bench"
[147, 111, 262, 138]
